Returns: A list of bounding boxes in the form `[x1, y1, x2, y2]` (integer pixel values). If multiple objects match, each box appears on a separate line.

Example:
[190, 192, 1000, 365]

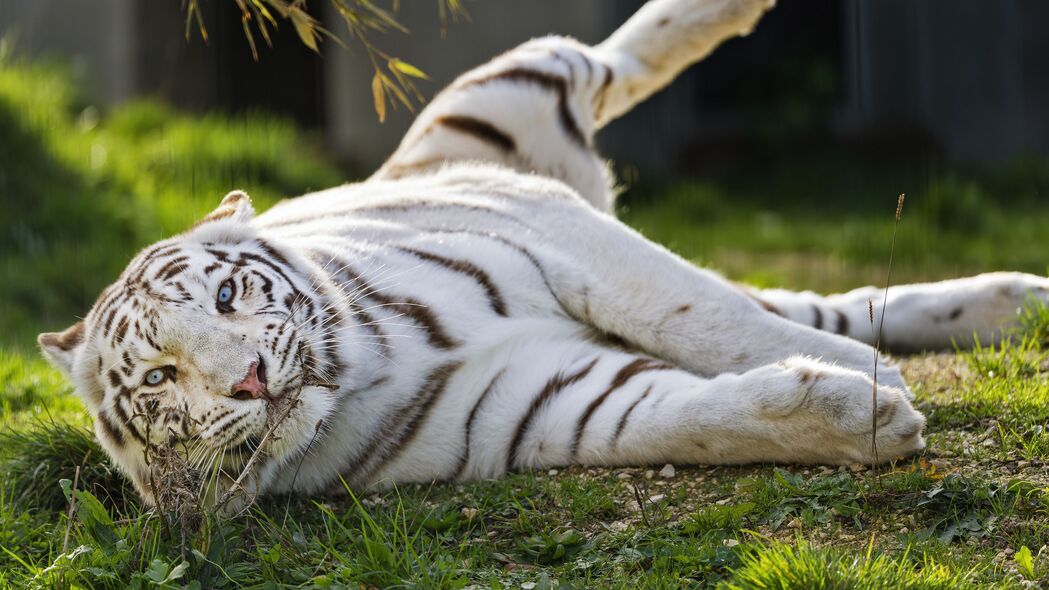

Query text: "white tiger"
[38, 0, 1049, 509]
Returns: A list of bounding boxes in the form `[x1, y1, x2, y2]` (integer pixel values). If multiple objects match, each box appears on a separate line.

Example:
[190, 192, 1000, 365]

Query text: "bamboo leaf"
[288, 7, 319, 52]
[382, 75, 412, 112]
[250, 0, 278, 25]
[183, 0, 209, 42]
[241, 14, 260, 60]
[372, 73, 386, 122]
[389, 59, 428, 80]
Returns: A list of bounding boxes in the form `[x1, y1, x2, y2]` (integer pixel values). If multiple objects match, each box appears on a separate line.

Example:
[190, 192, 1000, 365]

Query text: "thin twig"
[215, 394, 300, 511]
[281, 418, 324, 529]
[871, 194, 905, 470]
[631, 481, 651, 528]
[61, 465, 82, 555]
[868, 299, 878, 466]
[57, 464, 82, 590]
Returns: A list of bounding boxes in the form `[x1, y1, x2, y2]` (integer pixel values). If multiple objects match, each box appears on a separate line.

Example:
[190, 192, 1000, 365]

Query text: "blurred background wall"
[3, 0, 1048, 179]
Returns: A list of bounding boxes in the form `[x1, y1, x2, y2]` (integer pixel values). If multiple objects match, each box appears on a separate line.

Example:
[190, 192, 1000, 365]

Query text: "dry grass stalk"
[57, 463, 82, 590]
[870, 193, 906, 470]
[61, 464, 81, 555]
[631, 481, 652, 528]
[868, 298, 877, 466]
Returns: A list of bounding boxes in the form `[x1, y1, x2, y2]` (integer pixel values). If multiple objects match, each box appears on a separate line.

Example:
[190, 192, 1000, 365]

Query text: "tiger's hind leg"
[505, 352, 924, 472]
[374, 0, 775, 212]
[746, 272, 1049, 351]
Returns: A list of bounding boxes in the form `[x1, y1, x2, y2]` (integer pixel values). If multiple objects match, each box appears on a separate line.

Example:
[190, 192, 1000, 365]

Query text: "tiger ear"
[194, 190, 255, 228]
[38, 321, 86, 377]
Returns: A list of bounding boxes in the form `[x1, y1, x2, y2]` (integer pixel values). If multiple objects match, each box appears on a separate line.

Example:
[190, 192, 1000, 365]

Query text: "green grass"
[724, 541, 983, 590]
[3, 57, 1049, 588]
[0, 57, 342, 348]
[619, 180, 1049, 294]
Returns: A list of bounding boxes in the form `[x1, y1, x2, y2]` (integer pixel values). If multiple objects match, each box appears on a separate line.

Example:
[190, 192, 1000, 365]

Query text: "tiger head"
[38, 191, 346, 506]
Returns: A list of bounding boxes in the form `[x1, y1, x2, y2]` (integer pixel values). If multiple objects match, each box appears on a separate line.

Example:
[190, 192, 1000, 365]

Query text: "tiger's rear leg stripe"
[367, 362, 463, 482]
[569, 358, 675, 460]
[506, 356, 600, 472]
[610, 385, 653, 449]
[342, 361, 462, 486]
[452, 369, 506, 480]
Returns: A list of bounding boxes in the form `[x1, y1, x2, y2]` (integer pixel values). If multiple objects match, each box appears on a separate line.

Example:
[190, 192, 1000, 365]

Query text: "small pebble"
[617, 471, 633, 480]
[645, 470, 655, 480]
[649, 494, 665, 503]
[725, 539, 740, 547]
[659, 463, 676, 478]
[547, 469, 558, 476]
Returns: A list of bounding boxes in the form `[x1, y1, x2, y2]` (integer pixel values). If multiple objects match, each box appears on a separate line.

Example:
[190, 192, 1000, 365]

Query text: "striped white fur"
[39, 0, 1049, 508]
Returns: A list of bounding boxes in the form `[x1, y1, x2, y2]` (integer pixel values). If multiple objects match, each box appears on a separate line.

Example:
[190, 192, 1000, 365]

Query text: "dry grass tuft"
[147, 440, 205, 539]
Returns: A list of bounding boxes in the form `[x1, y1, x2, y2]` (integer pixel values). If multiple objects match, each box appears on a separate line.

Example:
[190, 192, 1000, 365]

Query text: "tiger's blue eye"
[145, 368, 166, 386]
[217, 282, 234, 304]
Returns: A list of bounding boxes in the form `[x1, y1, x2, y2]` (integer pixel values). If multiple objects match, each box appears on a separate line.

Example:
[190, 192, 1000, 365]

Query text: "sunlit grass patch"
[0, 349, 87, 428]
[899, 300, 1049, 462]
[722, 541, 994, 590]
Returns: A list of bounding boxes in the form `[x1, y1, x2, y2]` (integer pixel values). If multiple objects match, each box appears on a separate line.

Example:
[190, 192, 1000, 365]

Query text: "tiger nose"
[230, 358, 269, 401]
